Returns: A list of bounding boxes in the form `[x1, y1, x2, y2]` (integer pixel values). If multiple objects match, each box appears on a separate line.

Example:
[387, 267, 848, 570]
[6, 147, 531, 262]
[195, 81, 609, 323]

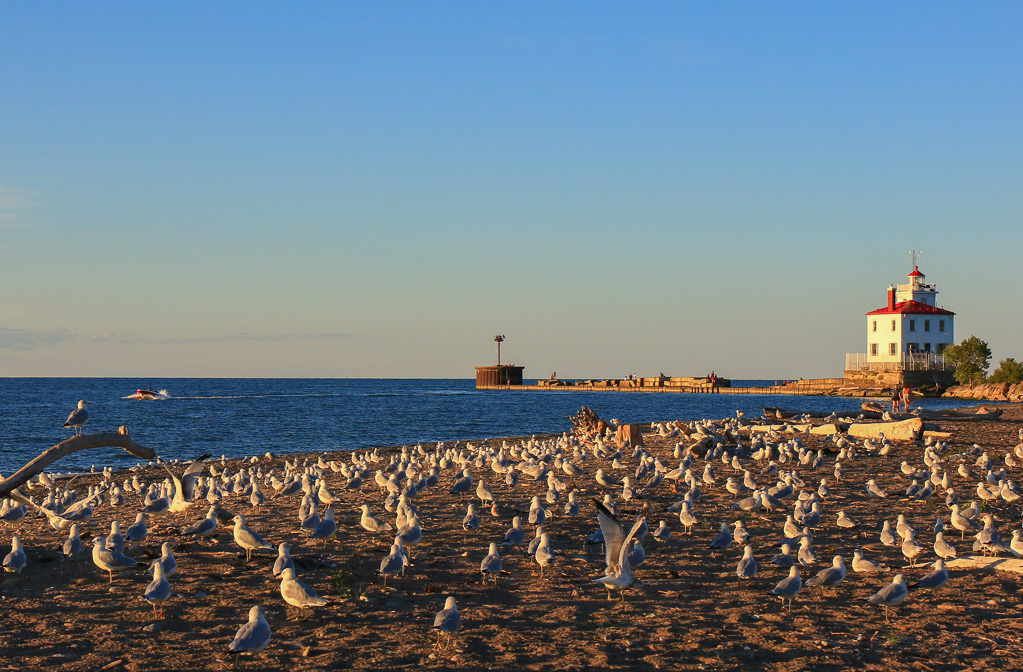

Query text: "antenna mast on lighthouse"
[907, 250, 923, 271]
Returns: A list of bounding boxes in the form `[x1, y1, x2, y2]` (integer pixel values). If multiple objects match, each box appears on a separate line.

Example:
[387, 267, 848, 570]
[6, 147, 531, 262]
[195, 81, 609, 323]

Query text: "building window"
[909, 319, 915, 332]
[924, 320, 930, 332]
[924, 343, 932, 352]
[939, 320, 945, 332]
[938, 343, 947, 354]
[891, 320, 896, 331]
[890, 343, 897, 356]
[872, 320, 877, 332]
[870, 343, 878, 356]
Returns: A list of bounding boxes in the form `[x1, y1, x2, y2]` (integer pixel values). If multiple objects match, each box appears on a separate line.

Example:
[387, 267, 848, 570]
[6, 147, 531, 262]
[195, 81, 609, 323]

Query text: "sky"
[1, 3, 1021, 379]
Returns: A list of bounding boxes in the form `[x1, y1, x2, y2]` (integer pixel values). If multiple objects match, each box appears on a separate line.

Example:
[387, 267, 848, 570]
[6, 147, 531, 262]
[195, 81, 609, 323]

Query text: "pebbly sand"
[1, 403, 1022, 671]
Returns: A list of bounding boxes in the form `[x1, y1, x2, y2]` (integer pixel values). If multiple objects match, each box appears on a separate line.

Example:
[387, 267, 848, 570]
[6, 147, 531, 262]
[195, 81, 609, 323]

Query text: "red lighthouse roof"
[866, 299, 953, 316]
[908, 266, 924, 277]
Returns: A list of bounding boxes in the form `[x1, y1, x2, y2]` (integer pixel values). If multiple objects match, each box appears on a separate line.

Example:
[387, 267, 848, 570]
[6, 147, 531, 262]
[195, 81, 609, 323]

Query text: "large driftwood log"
[861, 401, 1004, 421]
[0, 426, 156, 499]
[846, 418, 924, 441]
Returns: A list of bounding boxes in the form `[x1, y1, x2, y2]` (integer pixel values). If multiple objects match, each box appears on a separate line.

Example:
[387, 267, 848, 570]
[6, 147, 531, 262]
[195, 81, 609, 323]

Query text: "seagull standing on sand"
[233, 515, 273, 561]
[273, 543, 295, 578]
[63, 524, 84, 557]
[806, 555, 846, 594]
[92, 537, 140, 583]
[379, 544, 406, 588]
[910, 559, 949, 592]
[3, 536, 26, 573]
[771, 566, 802, 610]
[867, 574, 908, 622]
[64, 400, 89, 435]
[279, 567, 327, 616]
[229, 606, 272, 660]
[144, 560, 172, 617]
[736, 545, 758, 587]
[433, 596, 460, 650]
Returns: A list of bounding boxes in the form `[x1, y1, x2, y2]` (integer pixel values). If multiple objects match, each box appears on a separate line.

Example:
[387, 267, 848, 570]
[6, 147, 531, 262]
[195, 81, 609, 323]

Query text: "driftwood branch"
[0, 426, 156, 499]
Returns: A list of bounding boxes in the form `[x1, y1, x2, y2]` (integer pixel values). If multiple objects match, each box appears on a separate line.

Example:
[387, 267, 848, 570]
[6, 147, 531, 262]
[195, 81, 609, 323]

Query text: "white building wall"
[866, 315, 903, 363]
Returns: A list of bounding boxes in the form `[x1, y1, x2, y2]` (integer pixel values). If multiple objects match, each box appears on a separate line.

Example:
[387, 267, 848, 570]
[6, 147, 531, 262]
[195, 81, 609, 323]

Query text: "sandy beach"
[2, 403, 1022, 671]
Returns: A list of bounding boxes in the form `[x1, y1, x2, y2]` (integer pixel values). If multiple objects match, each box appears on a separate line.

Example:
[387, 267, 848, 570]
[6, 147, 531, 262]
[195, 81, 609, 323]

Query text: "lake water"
[0, 378, 975, 475]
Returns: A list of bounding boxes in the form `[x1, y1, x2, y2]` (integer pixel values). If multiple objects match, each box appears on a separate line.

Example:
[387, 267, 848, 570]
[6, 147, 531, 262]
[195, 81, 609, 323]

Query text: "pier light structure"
[494, 334, 505, 365]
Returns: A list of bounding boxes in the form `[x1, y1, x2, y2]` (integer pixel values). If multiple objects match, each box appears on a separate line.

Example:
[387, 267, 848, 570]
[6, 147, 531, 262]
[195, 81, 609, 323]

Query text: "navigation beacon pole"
[495, 335, 505, 366]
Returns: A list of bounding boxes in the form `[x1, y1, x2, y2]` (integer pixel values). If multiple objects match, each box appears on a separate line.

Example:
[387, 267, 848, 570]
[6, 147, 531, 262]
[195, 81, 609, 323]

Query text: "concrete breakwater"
[475, 377, 883, 396]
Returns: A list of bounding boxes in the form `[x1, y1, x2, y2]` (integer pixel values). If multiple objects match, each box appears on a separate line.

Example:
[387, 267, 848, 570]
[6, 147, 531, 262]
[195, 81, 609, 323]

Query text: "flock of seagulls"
[2, 401, 1023, 663]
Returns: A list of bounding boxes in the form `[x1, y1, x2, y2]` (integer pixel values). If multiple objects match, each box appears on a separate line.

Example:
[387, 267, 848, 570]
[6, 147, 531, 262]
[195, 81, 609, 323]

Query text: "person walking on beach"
[902, 381, 912, 412]
[891, 383, 901, 412]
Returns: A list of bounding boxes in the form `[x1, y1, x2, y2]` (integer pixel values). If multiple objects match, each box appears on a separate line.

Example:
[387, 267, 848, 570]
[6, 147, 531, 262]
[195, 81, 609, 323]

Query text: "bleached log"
[946, 557, 1023, 575]
[0, 426, 156, 499]
[846, 418, 923, 441]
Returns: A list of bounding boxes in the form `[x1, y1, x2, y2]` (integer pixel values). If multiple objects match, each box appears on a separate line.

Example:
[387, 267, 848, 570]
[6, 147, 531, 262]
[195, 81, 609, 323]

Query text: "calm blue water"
[0, 378, 975, 475]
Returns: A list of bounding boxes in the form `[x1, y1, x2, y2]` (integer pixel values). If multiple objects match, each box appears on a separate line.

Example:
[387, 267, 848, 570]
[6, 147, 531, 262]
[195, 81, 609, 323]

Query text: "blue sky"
[1, 3, 1020, 378]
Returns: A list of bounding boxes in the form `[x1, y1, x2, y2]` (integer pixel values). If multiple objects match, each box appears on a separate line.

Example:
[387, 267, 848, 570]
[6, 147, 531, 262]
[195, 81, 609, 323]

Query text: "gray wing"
[594, 499, 625, 574]
[230, 619, 271, 653]
[65, 407, 88, 427]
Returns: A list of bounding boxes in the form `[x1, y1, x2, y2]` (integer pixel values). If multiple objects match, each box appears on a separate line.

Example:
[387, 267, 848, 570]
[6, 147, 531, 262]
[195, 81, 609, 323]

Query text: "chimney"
[887, 285, 895, 310]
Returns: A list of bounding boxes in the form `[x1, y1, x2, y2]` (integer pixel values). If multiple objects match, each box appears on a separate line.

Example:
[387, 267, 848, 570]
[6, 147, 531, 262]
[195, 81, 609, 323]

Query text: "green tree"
[943, 336, 992, 385]
[989, 357, 1023, 384]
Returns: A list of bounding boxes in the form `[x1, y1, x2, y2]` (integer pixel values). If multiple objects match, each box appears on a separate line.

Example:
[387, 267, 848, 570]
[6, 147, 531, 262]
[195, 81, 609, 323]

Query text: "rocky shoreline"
[943, 382, 1023, 402]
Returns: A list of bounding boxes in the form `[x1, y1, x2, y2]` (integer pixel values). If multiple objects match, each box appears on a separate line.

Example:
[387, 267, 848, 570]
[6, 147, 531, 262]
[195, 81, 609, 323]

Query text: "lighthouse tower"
[863, 266, 955, 366]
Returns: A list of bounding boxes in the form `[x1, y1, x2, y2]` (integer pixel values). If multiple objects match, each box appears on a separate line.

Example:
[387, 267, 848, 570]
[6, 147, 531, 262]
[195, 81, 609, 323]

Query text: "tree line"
[943, 335, 1023, 386]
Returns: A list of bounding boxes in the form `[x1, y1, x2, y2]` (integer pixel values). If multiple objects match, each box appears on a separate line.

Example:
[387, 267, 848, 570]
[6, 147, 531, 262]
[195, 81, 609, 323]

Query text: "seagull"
[232, 515, 273, 561]
[592, 498, 645, 601]
[806, 555, 846, 594]
[310, 506, 337, 543]
[901, 532, 924, 567]
[480, 542, 502, 583]
[92, 537, 140, 583]
[851, 548, 889, 573]
[534, 532, 556, 576]
[181, 507, 218, 542]
[772, 543, 795, 568]
[910, 559, 949, 592]
[149, 541, 177, 577]
[144, 560, 172, 617]
[432, 596, 460, 650]
[836, 511, 858, 529]
[360, 505, 393, 533]
[379, 544, 406, 588]
[708, 521, 732, 553]
[273, 543, 295, 578]
[124, 512, 148, 546]
[933, 531, 958, 560]
[865, 479, 887, 498]
[3, 535, 26, 573]
[771, 566, 802, 610]
[229, 606, 272, 660]
[64, 400, 90, 435]
[279, 567, 327, 616]
[736, 545, 758, 587]
[63, 524, 84, 557]
[867, 574, 908, 622]
[879, 520, 897, 547]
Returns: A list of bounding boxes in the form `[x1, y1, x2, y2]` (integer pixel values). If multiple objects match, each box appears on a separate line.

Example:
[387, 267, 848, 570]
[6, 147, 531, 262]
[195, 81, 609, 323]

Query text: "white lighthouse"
[862, 266, 955, 367]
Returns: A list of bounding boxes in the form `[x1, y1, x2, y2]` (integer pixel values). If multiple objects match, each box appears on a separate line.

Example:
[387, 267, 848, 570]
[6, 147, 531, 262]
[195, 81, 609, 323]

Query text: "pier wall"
[477, 377, 856, 396]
